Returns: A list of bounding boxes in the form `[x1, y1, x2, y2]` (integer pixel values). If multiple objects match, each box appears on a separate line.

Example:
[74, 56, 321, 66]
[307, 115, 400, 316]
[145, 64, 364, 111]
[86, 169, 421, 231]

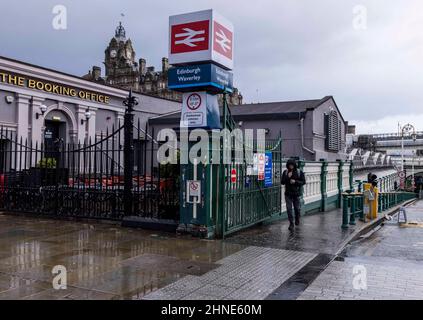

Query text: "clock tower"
[104, 22, 140, 91]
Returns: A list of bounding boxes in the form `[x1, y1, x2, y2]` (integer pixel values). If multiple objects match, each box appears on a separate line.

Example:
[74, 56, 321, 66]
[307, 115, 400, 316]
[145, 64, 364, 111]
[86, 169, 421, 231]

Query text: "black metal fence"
[0, 122, 179, 221]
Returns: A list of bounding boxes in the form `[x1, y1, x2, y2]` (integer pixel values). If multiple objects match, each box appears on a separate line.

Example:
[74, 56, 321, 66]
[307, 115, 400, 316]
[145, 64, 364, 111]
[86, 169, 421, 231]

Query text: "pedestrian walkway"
[298, 200, 423, 300]
[0, 214, 245, 299]
[225, 208, 373, 255]
[143, 247, 316, 300]
[0, 201, 408, 300]
[143, 207, 394, 300]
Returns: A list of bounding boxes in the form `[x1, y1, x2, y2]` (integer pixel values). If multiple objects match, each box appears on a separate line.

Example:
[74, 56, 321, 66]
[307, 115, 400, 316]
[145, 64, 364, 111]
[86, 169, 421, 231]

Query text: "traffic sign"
[169, 9, 234, 70]
[398, 171, 406, 179]
[231, 168, 237, 183]
[186, 93, 202, 111]
[180, 92, 221, 129]
[188, 180, 201, 197]
[258, 153, 265, 181]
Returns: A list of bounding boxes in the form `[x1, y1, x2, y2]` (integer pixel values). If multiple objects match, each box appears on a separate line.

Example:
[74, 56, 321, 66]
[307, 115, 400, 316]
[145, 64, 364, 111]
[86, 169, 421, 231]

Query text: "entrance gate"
[221, 135, 283, 236]
[178, 99, 284, 239]
[0, 94, 179, 223]
[218, 104, 283, 237]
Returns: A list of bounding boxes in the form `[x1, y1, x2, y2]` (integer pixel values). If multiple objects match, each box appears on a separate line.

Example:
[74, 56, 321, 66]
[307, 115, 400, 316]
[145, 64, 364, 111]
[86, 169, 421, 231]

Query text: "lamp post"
[400, 123, 416, 190]
[412, 132, 417, 190]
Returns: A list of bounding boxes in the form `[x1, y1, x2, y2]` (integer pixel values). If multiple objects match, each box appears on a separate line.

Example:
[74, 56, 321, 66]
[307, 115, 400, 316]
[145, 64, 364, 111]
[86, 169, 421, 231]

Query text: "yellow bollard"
[363, 183, 378, 220]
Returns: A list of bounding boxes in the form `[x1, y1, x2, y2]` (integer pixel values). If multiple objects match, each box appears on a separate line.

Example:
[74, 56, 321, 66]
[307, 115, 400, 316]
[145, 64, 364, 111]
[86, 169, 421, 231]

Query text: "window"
[325, 110, 341, 152]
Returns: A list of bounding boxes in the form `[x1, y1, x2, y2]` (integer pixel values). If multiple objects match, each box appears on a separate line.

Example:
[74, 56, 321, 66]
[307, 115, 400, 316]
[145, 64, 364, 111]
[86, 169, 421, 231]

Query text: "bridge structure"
[348, 130, 423, 182]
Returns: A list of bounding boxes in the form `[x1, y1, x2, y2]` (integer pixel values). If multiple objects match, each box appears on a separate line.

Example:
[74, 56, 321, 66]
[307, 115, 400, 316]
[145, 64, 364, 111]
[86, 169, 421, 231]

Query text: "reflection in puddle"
[0, 214, 244, 299]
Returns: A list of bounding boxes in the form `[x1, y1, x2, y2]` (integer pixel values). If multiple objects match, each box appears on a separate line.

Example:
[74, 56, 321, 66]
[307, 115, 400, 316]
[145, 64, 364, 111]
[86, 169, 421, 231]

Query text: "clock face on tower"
[110, 50, 117, 58]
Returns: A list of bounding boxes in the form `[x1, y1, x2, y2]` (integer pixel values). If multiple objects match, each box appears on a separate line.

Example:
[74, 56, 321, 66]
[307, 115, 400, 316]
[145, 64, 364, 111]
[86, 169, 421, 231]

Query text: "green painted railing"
[342, 191, 417, 229]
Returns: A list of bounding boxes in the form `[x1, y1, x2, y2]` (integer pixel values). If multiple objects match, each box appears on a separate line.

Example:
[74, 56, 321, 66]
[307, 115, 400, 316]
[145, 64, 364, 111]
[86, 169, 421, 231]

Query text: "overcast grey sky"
[1, 0, 422, 134]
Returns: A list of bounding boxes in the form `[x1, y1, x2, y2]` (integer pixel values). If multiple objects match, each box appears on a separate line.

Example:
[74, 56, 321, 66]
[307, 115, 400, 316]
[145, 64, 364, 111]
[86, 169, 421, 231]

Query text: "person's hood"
[286, 159, 297, 170]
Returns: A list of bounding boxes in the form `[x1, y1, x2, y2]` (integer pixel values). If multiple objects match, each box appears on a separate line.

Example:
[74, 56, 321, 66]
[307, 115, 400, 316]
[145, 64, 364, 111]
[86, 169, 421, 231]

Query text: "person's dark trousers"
[285, 194, 301, 225]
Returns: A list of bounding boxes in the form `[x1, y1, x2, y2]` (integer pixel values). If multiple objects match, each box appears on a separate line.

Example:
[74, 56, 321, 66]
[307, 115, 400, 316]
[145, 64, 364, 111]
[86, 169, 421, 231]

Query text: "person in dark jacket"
[281, 159, 306, 231]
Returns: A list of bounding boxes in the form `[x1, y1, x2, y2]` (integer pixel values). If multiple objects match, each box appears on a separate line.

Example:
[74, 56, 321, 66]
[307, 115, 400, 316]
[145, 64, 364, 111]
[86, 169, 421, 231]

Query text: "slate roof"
[149, 96, 336, 124]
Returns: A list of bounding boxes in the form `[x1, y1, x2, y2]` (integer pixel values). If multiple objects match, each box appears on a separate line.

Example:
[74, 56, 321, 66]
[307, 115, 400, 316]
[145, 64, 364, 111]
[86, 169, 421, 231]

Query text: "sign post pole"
[168, 9, 235, 239]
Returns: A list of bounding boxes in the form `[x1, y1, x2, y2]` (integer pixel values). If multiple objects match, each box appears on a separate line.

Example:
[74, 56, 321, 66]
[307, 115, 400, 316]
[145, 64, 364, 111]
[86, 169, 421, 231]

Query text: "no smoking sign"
[187, 180, 201, 197]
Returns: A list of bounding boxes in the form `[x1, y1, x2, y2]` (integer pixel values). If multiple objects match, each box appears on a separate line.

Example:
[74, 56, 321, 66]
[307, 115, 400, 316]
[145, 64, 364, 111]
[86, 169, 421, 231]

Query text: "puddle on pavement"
[0, 214, 245, 299]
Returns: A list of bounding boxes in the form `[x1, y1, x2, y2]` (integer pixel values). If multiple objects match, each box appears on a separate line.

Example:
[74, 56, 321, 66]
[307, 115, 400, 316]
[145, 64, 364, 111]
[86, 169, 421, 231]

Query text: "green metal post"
[216, 93, 228, 239]
[342, 195, 349, 229]
[377, 193, 382, 213]
[359, 195, 365, 221]
[357, 180, 363, 193]
[349, 195, 356, 225]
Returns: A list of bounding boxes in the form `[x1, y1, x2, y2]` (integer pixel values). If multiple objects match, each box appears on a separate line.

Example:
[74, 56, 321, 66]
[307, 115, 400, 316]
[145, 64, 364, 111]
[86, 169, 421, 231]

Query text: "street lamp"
[412, 131, 417, 190]
[400, 123, 416, 190]
[36, 104, 48, 119]
[81, 109, 92, 125]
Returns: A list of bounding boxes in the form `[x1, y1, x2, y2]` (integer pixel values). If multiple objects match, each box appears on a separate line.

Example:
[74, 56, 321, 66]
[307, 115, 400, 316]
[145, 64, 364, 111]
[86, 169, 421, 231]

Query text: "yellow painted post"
[363, 183, 379, 220]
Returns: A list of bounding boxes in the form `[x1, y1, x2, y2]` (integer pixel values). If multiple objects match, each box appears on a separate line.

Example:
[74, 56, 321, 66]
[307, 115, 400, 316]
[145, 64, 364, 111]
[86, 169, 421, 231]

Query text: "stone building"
[83, 22, 243, 105]
[0, 55, 180, 147]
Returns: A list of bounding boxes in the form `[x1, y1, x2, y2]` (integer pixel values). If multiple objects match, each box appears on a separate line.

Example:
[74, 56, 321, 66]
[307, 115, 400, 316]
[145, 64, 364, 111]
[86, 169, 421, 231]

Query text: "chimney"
[92, 66, 101, 80]
[162, 57, 169, 73]
[139, 58, 146, 75]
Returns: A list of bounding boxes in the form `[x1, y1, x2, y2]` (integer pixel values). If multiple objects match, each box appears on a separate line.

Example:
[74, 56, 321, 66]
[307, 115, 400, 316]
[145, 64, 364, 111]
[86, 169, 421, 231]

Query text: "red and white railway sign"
[169, 9, 234, 70]
[171, 20, 210, 54]
[213, 21, 233, 60]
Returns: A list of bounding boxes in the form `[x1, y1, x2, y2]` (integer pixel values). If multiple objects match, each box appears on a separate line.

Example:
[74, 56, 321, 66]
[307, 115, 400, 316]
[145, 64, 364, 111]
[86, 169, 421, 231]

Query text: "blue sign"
[245, 176, 251, 188]
[168, 64, 233, 93]
[264, 152, 272, 187]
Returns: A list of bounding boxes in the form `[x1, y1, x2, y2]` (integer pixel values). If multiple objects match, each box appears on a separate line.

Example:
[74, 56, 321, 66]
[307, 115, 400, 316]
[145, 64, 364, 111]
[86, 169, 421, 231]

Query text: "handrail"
[341, 191, 417, 228]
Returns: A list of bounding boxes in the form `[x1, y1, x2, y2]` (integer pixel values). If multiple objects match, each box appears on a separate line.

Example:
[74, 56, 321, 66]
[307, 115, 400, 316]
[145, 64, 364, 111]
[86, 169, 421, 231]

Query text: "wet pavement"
[0, 203, 403, 300]
[225, 209, 363, 255]
[0, 214, 244, 299]
[143, 208, 380, 300]
[299, 200, 423, 300]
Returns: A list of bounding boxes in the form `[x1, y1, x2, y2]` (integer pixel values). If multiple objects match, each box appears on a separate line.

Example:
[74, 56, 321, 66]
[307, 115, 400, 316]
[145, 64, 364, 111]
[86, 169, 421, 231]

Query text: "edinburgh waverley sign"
[169, 9, 234, 70]
[168, 64, 233, 93]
